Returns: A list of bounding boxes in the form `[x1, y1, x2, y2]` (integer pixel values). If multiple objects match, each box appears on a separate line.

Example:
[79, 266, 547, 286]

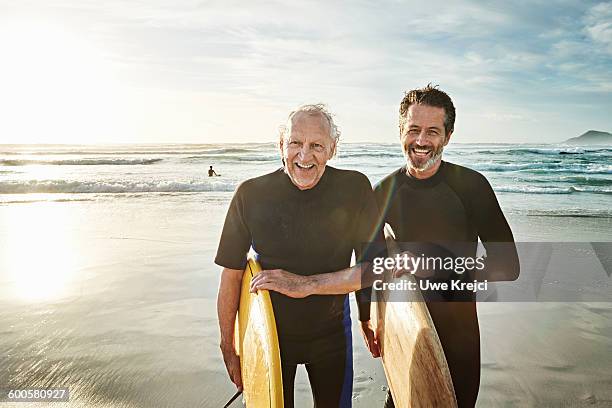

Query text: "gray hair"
[279, 103, 341, 145]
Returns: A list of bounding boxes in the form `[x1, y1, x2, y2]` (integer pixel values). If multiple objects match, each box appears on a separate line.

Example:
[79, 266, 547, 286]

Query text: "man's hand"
[360, 320, 380, 358]
[220, 343, 243, 390]
[250, 269, 314, 298]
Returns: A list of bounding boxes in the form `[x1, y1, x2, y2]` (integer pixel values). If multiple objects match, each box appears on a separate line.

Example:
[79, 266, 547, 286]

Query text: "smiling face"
[280, 111, 336, 190]
[400, 104, 452, 179]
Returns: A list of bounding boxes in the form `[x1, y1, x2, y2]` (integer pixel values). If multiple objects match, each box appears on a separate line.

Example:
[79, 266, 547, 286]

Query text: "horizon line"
[0, 140, 585, 147]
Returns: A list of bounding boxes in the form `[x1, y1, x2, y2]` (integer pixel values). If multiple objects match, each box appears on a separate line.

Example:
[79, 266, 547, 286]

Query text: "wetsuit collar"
[278, 165, 332, 194]
[402, 161, 446, 187]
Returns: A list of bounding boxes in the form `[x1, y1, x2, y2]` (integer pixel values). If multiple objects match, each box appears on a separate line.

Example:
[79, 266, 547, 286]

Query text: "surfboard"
[372, 226, 457, 408]
[236, 257, 284, 407]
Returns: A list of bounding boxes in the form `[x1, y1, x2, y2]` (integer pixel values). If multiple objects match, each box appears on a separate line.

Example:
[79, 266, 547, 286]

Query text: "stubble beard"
[406, 146, 444, 172]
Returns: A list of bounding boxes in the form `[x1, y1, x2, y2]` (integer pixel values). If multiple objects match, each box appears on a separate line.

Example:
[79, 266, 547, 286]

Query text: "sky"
[0, 0, 611, 144]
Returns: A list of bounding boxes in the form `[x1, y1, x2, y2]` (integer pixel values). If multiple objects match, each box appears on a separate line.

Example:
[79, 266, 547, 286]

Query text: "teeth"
[413, 147, 431, 154]
[295, 163, 314, 169]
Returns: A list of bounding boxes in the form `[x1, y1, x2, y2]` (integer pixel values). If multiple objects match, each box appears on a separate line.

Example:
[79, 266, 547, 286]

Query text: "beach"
[1, 143, 611, 407]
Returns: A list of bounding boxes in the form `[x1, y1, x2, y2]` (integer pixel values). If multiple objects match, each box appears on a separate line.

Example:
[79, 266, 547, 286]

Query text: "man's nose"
[298, 144, 313, 159]
[415, 130, 428, 145]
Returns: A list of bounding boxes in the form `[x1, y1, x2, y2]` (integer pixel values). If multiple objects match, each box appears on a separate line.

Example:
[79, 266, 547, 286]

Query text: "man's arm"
[250, 262, 373, 298]
[250, 263, 381, 358]
[471, 174, 520, 282]
[217, 267, 243, 390]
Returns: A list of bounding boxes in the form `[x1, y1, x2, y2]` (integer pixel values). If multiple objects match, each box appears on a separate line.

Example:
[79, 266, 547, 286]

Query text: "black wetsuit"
[215, 166, 381, 408]
[373, 161, 518, 408]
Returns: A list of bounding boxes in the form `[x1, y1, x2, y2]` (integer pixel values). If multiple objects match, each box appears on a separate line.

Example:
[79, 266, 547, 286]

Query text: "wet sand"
[0, 195, 610, 407]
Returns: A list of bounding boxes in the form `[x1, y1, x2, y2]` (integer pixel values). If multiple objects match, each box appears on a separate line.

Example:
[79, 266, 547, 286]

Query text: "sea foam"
[0, 180, 237, 194]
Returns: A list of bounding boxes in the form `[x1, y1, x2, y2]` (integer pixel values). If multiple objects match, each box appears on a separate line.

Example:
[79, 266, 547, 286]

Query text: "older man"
[216, 104, 381, 408]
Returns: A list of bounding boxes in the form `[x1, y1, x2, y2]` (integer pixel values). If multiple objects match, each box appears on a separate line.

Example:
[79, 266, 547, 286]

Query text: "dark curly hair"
[399, 84, 456, 137]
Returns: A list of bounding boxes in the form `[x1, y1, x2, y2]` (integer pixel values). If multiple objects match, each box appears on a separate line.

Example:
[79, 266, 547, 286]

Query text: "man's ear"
[444, 131, 453, 146]
[279, 136, 286, 165]
[329, 140, 337, 159]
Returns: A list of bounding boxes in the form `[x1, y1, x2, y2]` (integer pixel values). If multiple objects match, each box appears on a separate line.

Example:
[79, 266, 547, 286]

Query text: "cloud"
[584, 2, 612, 54]
[0, 0, 610, 143]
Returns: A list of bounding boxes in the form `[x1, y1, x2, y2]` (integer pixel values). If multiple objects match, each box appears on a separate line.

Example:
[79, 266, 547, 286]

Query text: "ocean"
[0, 142, 611, 407]
[1, 142, 611, 218]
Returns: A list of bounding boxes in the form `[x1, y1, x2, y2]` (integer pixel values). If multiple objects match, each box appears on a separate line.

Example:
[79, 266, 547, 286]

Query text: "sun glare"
[0, 18, 118, 144]
[0, 203, 79, 302]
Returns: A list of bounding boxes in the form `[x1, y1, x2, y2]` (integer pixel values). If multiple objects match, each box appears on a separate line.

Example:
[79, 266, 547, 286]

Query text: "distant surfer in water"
[216, 104, 382, 407]
[253, 85, 520, 408]
[208, 165, 220, 177]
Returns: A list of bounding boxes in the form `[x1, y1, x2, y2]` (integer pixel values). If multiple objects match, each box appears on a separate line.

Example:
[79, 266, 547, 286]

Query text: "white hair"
[279, 103, 341, 145]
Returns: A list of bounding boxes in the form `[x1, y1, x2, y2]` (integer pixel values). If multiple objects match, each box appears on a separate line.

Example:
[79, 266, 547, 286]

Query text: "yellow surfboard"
[236, 257, 284, 407]
[373, 226, 457, 408]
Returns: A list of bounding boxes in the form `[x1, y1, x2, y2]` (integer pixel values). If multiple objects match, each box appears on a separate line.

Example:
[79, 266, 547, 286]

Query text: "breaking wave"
[469, 162, 612, 174]
[511, 209, 612, 218]
[496, 185, 612, 194]
[464, 147, 612, 156]
[0, 180, 237, 194]
[0, 158, 163, 166]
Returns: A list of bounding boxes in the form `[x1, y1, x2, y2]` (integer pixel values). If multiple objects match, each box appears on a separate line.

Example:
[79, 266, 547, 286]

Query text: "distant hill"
[565, 130, 612, 145]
